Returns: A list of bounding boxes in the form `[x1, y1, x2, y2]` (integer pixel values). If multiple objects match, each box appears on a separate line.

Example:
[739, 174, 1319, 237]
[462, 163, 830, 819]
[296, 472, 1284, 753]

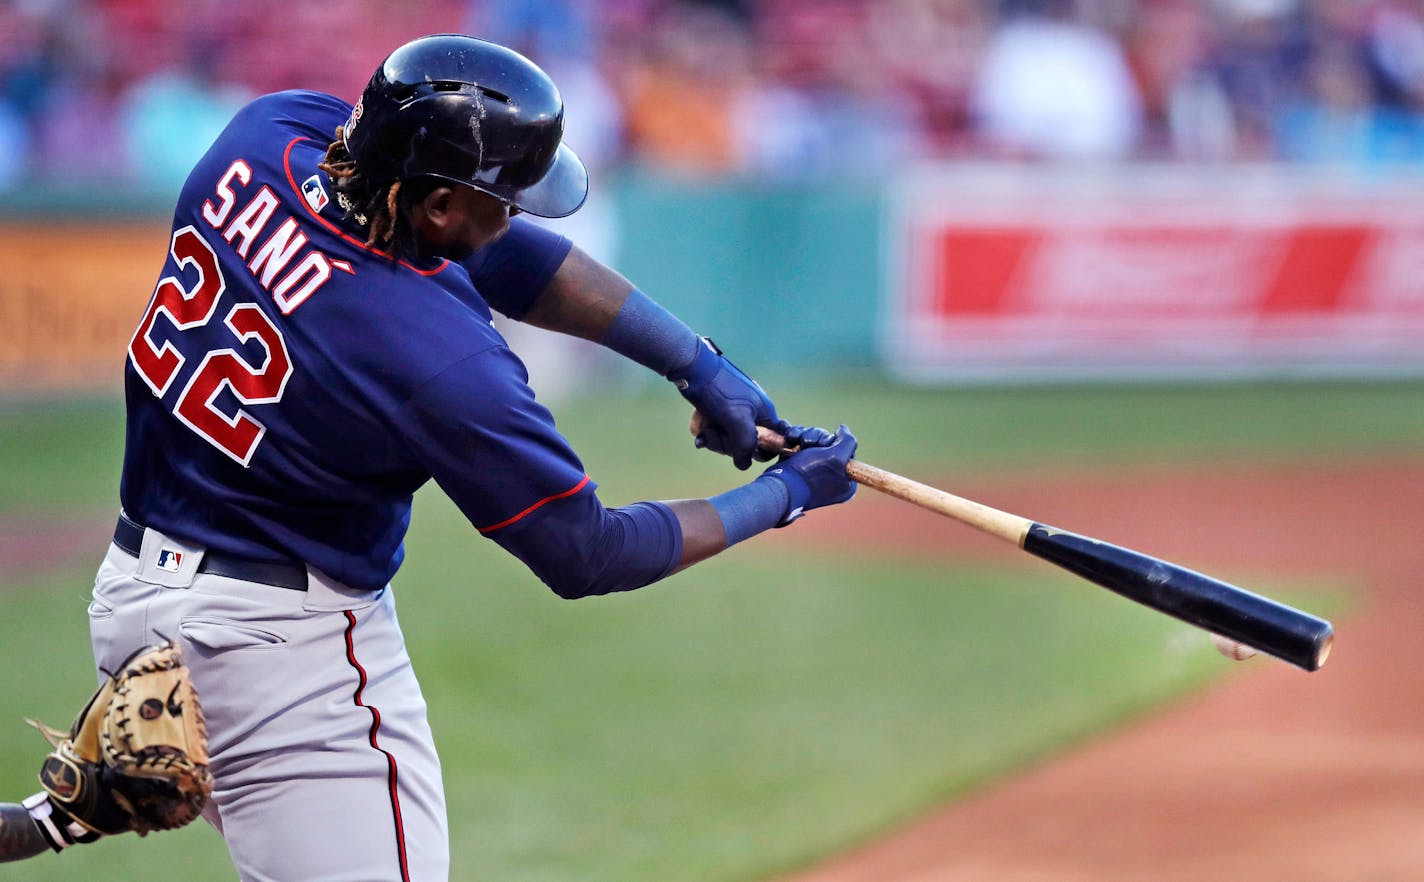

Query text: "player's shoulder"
[226, 90, 352, 144]
[325, 276, 513, 403]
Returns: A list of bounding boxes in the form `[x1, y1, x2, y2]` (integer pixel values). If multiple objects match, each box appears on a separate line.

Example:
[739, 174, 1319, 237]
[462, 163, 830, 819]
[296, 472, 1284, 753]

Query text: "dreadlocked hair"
[319, 126, 433, 260]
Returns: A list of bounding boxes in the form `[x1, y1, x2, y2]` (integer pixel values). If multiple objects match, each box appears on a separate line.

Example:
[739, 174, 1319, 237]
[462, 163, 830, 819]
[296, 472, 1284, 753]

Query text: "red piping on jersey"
[477, 474, 592, 534]
[343, 610, 411, 882]
[283, 136, 448, 277]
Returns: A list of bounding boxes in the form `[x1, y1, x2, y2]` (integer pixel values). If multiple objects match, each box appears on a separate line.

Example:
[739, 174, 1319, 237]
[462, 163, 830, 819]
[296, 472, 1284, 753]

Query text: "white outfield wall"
[881, 165, 1424, 382]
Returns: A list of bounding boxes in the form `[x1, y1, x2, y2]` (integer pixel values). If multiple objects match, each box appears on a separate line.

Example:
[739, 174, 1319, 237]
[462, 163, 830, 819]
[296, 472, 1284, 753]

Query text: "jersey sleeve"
[400, 345, 591, 532]
[459, 217, 573, 320]
[400, 344, 683, 597]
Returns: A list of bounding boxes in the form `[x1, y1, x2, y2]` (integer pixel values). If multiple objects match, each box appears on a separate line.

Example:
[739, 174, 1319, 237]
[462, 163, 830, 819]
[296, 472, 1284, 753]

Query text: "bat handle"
[752, 424, 789, 456]
[752, 425, 1032, 545]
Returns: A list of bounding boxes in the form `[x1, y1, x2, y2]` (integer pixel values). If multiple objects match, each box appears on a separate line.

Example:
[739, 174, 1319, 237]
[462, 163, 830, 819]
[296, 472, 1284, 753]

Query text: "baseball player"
[66, 33, 859, 881]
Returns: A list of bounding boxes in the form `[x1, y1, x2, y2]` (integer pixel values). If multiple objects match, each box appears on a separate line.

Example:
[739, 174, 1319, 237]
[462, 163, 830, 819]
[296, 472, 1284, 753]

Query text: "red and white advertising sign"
[884, 167, 1424, 380]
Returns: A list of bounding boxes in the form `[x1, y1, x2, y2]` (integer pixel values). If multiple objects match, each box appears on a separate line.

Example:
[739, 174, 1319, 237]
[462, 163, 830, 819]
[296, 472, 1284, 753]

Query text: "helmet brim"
[506, 143, 588, 219]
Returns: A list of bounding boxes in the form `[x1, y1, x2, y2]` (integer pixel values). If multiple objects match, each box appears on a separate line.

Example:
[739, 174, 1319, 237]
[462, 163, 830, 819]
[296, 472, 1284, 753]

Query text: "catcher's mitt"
[29, 642, 212, 836]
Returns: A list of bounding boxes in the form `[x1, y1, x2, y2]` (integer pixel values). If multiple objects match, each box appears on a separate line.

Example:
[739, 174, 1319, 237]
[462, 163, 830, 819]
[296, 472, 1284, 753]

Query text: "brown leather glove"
[31, 642, 212, 836]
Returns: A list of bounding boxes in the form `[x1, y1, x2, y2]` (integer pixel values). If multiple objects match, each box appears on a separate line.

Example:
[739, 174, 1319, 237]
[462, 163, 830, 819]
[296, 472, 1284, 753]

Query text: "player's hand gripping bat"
[699, 415, 1334, 672]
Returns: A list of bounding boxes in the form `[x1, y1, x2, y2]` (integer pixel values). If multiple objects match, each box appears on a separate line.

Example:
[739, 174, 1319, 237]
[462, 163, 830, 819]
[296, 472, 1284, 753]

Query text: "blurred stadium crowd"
[3, 0, 1424, 189]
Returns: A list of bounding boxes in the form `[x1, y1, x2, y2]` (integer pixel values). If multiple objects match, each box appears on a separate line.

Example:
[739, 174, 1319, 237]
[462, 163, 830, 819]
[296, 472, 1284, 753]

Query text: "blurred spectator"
[1273, 0, 1424, 164]
[117, 63, 252, 192]
[1364, 0, 1424, 109]
[28, 5, 128, 181]
[728, 79, 825, 176]
[1166, 69, 1240, 162]
[735, 0, 930, 179]
[1274, 40, 1380, 163]
[32, 69, 129, 182]
[865, 0, 990, 154]
[1121, 0, 1222, 157]
[0, 1, 48, 184]
[467, 0, 598, 65]
[1199, 0, 1311, 158]
[971, 0, 1143, 159]
[0, 3, 54, 128]
[4, 0, 1424, 188]
[0, 102, 30, 187]
[622, 3, 747, 175]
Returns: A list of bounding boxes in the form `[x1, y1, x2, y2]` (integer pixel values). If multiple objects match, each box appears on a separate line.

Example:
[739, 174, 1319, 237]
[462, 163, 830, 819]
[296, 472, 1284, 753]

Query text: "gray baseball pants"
[88, 525, 449, 881]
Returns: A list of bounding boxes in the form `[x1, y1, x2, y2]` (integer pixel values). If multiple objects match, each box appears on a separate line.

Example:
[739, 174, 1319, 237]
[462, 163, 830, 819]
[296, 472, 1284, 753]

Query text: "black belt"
[113, 515, 308, 592]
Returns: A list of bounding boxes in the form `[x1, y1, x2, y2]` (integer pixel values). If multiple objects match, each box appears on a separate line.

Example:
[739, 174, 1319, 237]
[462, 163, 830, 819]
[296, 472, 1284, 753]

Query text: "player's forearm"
[664, 498, 731, 571]
[661, 477, 792, 573]
[0, 803, 52, 862]
[523, 246, 700, 373]
[520, 246, 639, 343]
[665, 475, 799, 573]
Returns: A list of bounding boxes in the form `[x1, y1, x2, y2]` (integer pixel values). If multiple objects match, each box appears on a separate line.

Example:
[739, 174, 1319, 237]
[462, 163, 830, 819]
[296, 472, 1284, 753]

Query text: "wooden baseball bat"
[743, 423, 1334, 672]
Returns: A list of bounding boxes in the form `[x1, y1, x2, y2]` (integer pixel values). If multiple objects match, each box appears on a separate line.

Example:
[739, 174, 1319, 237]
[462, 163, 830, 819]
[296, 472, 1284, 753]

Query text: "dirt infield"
[781, 456, 1424, 882]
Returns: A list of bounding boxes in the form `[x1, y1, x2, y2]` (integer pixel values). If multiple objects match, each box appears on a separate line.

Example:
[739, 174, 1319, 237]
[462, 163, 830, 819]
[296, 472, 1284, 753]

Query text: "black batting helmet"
[343, 34, 588, 218]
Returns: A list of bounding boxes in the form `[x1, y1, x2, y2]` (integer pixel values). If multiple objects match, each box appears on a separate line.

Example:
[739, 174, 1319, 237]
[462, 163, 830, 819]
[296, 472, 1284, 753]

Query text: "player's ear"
[410, 185, 459, 247]
[416, 186, 458, 227]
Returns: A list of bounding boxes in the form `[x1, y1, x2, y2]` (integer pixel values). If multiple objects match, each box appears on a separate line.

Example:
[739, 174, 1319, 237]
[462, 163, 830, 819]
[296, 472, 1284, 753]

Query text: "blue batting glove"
[781, 424, 836, 450]
[758, 424, 858, 525]
[668, 337, 790, 470]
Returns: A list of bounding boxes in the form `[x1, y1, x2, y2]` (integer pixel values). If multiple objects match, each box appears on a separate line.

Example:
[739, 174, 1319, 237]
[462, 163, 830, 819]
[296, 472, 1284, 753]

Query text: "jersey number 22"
[128, 225, 294, 467]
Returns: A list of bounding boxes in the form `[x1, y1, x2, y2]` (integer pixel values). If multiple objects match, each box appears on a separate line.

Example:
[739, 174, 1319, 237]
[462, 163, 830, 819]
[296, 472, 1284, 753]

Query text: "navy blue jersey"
[120, 90, 590, 592]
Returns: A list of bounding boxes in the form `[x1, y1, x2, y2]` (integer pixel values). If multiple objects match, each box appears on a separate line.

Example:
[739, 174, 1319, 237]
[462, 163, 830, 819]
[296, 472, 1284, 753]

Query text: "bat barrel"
[745, 420, 1335, 672]
[1023, 525, 1334, 672]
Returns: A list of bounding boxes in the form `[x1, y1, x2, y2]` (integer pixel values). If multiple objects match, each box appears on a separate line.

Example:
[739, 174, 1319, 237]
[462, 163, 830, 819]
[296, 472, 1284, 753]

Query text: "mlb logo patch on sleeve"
[157, 549, 184, 572]
[302, 174, 330, 213]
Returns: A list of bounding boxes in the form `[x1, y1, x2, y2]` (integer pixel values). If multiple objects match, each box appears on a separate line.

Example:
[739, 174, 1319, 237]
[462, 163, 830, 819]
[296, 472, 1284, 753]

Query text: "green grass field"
[0, 379, 1417, 881]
